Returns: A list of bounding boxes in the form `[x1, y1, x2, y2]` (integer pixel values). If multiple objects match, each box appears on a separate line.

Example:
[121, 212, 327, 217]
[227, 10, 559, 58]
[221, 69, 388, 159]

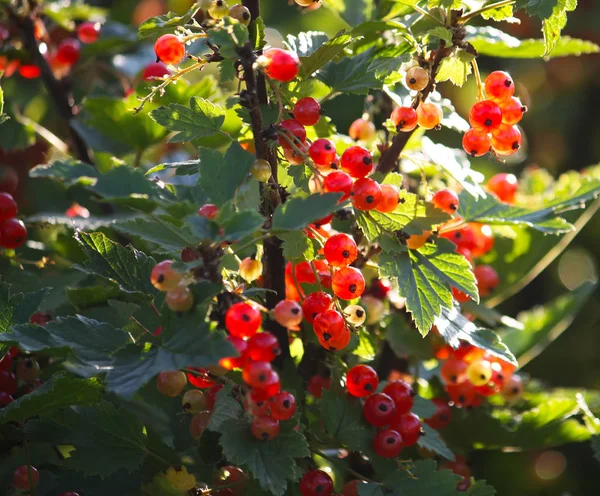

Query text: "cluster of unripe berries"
[462, 71, 526, 158]
[0, 191, 27, 249]
[151, 260, 195, 311]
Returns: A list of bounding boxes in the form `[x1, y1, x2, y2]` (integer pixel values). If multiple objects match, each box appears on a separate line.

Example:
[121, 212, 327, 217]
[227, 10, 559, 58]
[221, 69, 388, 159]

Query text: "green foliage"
[272, 193, 342, 231]
[137, 2, 201, 38]
[435, 50, 475, 87]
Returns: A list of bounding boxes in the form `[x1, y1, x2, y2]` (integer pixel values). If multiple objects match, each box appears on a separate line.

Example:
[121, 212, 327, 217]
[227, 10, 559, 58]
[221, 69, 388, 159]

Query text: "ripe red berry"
[198, 203, 218, 219]
[0, 218, 27, 249]
[270, 390, 296, 420]
[206, 383, 224, 409]
[247, 332, 280, 362]
[273, 299, 303, 328]
[190, 410, 211, 438]
[484, 70, 515, 103]
[318, 325, 351, 351]
[18, 64, 41, 79]
[439, 225, 477, 252]
[390, 106, 418, 131]
[425, 398, 452, 430]
[346, 364, 378, 398]
[363, 393, 396, 427]
[349, 118, 376, 141]
[294, 97, 321, 126]
[323, 170, 353, 201]
[77, 21, 100, 44]
[499, 96, 526, 125]
[491, 124, 522, 156]
[0, 192, 17, 221]
[440, 357, 468, 385]
[300, 470, 333, 496]
[447, 381, 478, 407]
[0, 391, 13, 407]
[251, 415, 280, 441]
[474, 264, 500, 297]
[302, 291, 334, 323]
[332, 266, 365, 300]
[225, 302, 262, 338]
[219, 335, 249, 370]
[469, 100, 502, 132]
[0, 353, 12, 372]
[369, 279, 393, 300]
[279, 119, 307, 149]
[373, 428, 403, 458]
[313, 309, 346, 341]
[56, 38, 81, 65]
[187, 368, 216, 389]
[390, 412, 421, 446]
[250, 370, 281, 400]
[156, 371, 187, 397]
[340, 146, 373, 178]
[242, 360, 273, 388]
[12, 465, 39, 490]
[375, 184, 400, 213]
[432, 189, 459, 215]
[263, 48, 299, 82]
[154, 34, 185, 65]
[142, 61, 170, 80]
[307, 375, 331, 398]
[416, 102, 443, 129]
[502, 374, 523, 402]
[350, 177, 382, 211]
[462, 128, 491, 157]
[383, 380, 414, 415]
[470, 223, 495, 258]
[309, 139, 337, 167]
[244, 391, 270, 416]
[324, 233, 358, 267]
[487, 173, 518, 203]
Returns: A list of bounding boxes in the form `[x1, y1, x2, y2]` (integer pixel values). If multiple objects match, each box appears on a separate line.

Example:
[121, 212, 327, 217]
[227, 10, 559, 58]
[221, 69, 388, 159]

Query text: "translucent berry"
[302, 291, 334, 323]
[487, 173, 517, 203]
[244, 391, 270, 416]
[156, 370, 187, 397]
[150, 260, 181, 291]
[416, 102, 442, 129]
[263, 48, 299, 82]
[313, 309, 346, 341]
[390, 106, 418, 131]
[251, 159, 271, 183]
[502, 374, 523, 402]
[166, 286, 194, 312]
[208, 0, 230, 19]
[56, 38, 81, 65]
[308, 375, 331, 398]
[500, 96, 526, 125]
[425, 398, 452, 430]
[467, 359, 493, 387]
[405, 66, 429, 91]
[273, 300, 303, 328]
[469, 100, 502, 132]
[343, 304, 366, 326]
[284, 146, 307, 165]
[310, 139, 337, 167]
[440, 357, 468, 385]
[242, 360, 273, 388]
[351, 177, 382, 211]
[440, 225, 477, 251]
[300, 470, 333, 496]
[250, 370, 281, 400]
[294, 97, 321, 126]
[324, 233, 357, 267]
[318, 325, 351, 351]
[187, 367, 216, 389]
[383, 380, 414, 415]
[405, 231, 430, 250]
[360, 295, 384, 325]
[16, 358, 40, 383]
[77, 22, 100, 44]
[346, 364, 378, 398]
[270, 390, 296, 420]
[375, 183, 400, 213]
[491, 124, 522, 156]
[251, 415, 280, 441]
[484, 70, 515, 103]
[225, 302, 262, 338]
[363, 393, 396, 427]
[239, 257, 263, 283]
[219, 335, 249, 370]
[0, 218, 27, 249]
[278, 119, 306, 148]
[373, 428, 403, 458]
[432, 189, 459, 215]
[247, 332, 280, 362]
[332, 266, 365, 300]
[340, 146, 373, 178]
[0, 353, 12, 372]
[0, 192, 17, 221]
[142, 61, 170, 80]
[182, 389, 207, 413]
[12, 465, 39, 490]
[323, 170, 353, 201]
[154, 34, 185, 65]
[446, 380, 478, 407]
[198, 203, 218, 219]
[462, 128, 491, 157]
[474, 264, 499, 297]
[349, 118, 376, 141]
[229, 4, 251, 25]
[18, 64, 41, 79]
[391, 412, 421, 446]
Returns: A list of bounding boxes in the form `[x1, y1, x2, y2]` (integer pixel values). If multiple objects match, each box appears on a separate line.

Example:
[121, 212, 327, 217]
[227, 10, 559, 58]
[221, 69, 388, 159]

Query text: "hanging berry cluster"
[0, 192, 27, 250]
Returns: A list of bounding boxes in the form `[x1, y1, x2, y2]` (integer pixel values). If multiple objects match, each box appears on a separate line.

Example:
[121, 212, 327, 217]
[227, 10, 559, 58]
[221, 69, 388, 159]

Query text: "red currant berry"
[215, 466, 247, 494]
[469, 100, 502, 132]
[446, 380, 478, 408]
[270, 390, 296, 420]
[499, 96, 526, 125]
[491, 124, 522, 156]
[278, 119, 306, 149]
[0, 218, 27, 249]
[390, 106, 418, 131]
[247, 332, 280, 362]
[181, 389, 207, 413]
[225, 302, 262, 338]
[484, 70, 515, 103]
[383, 380, 414, 415]
[340, 146, 373, 178]
[439, 225, 477, 251]
[390, 412, 421, 446]
[154, 34, 185, 65]
[350, 177, 382, 211]
[318, 325, 351, 351]
[487, 173, 517, 203]
[190, 410, 211, 438]
[284, 146, 307, 165]
[432, 189, 459, 215]
[206, 383, 224, 409]
[242, 360, 273, 388]
[441, 357, 468, 385]
[198, 203, 218, 219]
[300, 470, 333, 496]
[0, 353, 12, 372]
[375, 184, 400, 213]
[349, 118, 376, 141]
[307, 375, 331, 398]
[324, 233, 358, 267]
[332, 266, 365, 300]
[16, 357, 40, 383]
[0, 391, 14, 407]
[273, 299, 303, 328]
[343, 479, 368, 496]
[20, 64, 41, 78]
[150, 260, 182, 291]
[462, 128, 491, 157]
[369, 279, 393, 300]
[302, 291, 334, 323]
[12, 465, 39, 490]
[294, 97, 321, 126]
[219, 335, 249, 370]
[142, 61, 170, 80]
[187, 367, 216, 389]
[56, 38, 80, 65]
[250, 370, 281, 400]
[0, 166, 18, 195]
[156, 370, 187, 397]
[309, 139, 337, 167]
[77, 21, 100, 44]
[406, 66, 429, 91]
[502, 374, 523, 402]
[474, 264, 499, 297]
[346, 364, 378, 398]
[0, 192, 17, 221]
[244, 391, 270, 416]
[313, 309, 346, 341]
[0, 371, 17, 394]
[323, 170, 353, 201]
[363, 393, 396, 427]
[251, 415, 280, 441]
[416, 102, 443, 129]
[263, 48, 299, 82]
[425, 398, 452, 430]
[313, 214, 334, 228]
[373, 428, 403, 458]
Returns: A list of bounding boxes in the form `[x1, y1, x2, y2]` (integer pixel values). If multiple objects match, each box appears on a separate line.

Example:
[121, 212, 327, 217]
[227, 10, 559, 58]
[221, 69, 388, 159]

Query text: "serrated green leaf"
[208, 383, 244, 431]
[412, 395, 437, 418]
[29, 160, 98, 186]
[298, 33, 357, 78]
[428, 0, 462, 9]
[114, 216, 196, 254]
[219, 209, 265, 242]
[325, 0, 375, 26]
[435, 49, 475, 87]
[137, 2, 200, 38]
[209, 17, 249, 58]
[317, 49, 383, 94]
[425, 27, 454, 45]
[272, 193, 342, 231]
[386, 312, 433, 360]
[468, 480, 497, 496]
[418, 423, 455, 460]
[280, 231, 320, 262]
[481, 3, 514, 21]
[251, 16, 266, 49]
[541, 0, 577, 56]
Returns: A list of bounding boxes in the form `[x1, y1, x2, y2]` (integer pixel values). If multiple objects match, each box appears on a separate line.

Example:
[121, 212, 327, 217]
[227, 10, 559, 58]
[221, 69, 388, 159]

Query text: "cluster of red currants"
[462, 71, 527, 158]
[151, 260, 195, 311]
[0, 192, 27, 250]
[12, 465, 79, 495]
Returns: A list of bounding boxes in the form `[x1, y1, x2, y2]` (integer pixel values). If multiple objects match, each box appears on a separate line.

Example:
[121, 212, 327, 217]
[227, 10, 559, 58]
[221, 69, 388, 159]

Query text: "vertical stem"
[471, 59, 485, 101]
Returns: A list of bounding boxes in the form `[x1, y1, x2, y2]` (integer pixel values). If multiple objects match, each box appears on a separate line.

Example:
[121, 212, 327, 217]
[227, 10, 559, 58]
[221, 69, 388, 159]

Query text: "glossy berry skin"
[487, 173, 518, 203]
[375, 184, 400, 213]
[166, 286, 193, 312]
[208, 0, 229, 19]
[469, 224, 494, 258]
[244, 392, 270, 416]
[278, 119, 306, 149]
[474, 265, 500, 296]
[502, 374, 523, 402]
[156, 371, 187, 397]
[349, 118, 376, 141]
[440, 357, 468, 385]
[309, 139, 337, 167]
[363, 393, 396, 427]
[351, 178, 382, 211]
[263, 48, 299, 82]
[225, 302, 262, 338]
[390, 106, 418, 131]
[0, 192, 17, 221]
[391, 412, 421, 446]
[500, 97, 526, 125]
[142, 61, 170, 80]
[0, 218, 27, 249]
[242, 360, 273, 388]
[273, 299, 303, 328]
[302, 291, 334, 323]
[462, 128, 491, 157]
[344, 304, 366, 326]
[417, 102, 442, 129]
[229, 4, 251, 25]
[432, 189, 459, 215]
[467, 359, 493, 386]
[155, 34, 185, 65]
[150, 260, 181, 291]
[270, 390, 296, 420]
[0, 371, 17, 394]
[56, 38, 81, 65]
[332, 266, 365, 300]
[248, 370, 280, 400]
[383, 380, 414, 415]
[77, 21, 100, 44]
[300, 470, 334, 496]
[373, 428, 403, 458]
[491, 124, 522, 156]
[198, 203, 218, 219]
[16, 358, 40, 383]
[406, 66, 429, 91]
[307, 375, 331, 398]
[0, 391, 14, 407]
[318, 325, 351, 352]
[13, 465, 39, 490]
[0, 353, 11, 372]
[346, 364, 378, 398]
[247, 332, 280, 362]
[219, 335, 249, 370]
[440, 225, 477, 252]
[406, 231, 430, 250]
[370, 279, 393, 300]
[469, 100, 502, 132]
[484, 70, 515, 103]
[19, 64, 41, 79]
[324, 233, 358, 267]
[446, 380, 478, 408]
[425, 398, 452, 430]
[251, 416, 280, 441]
[340, 146, 373, 178]
[182, 389, 207, 413]
[323, 171, 353, 201]
[294, 97, 321, 126]
[239, 257, 262, 283]
[313, 309, 346, 341]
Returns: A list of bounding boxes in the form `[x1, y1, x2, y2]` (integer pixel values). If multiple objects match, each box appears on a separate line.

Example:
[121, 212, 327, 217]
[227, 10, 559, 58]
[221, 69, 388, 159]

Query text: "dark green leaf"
[418, 423, 455, 460]
[272, 193, 342, 231]
[279, 231, 320, 262]
[208, 384, 244, 431]
[137, 3, 199, 38]
[412, 396, 437, 418]
[114, 216, 197, 254]
[29, 160, 99, 186]
[317, 49, 383, 94]
[219, 209, 266, 242]
[298, 33, 357, 78]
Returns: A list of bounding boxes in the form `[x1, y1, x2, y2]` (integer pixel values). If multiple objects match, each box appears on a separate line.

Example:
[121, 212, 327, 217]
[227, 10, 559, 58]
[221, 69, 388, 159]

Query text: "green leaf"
[251, 16, 266, 49]
[501, 282, 596, 367]
[379, 239, 478, 336]
[386, 313, 433, 360]
[149, 97, 229, 143]
[468, 480, 498, 496]
[279, 231, 320, 262]
[412, 396, 437, 418]
[425, 27, 454, 45]
[317, 49, 383, 94]
[137, 2, 200, 38]
[538, 0, 577, 56]
[418, 423, 455, 460]
[466, 26, 599, 58]
[196, 142, 255, 206]
[114, 216, 196, 254]
[272, 193, 342, 231]
[74, 231, 158, 296]
[325, 0, 375, 26]
[435, 49, 475, 87]
[43, 3, 107, 29]
[298, 33, 357, 78]
[207, 384, 244, 431]
[481, 3, 514, 21]
[208, 17, 249, 58]
[428, 0, 462, 9]
[219, 209, 266, 242]
[592, 435, 600, 465]
[0, 374, 102, 424]
[30, 160, 99, 186]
